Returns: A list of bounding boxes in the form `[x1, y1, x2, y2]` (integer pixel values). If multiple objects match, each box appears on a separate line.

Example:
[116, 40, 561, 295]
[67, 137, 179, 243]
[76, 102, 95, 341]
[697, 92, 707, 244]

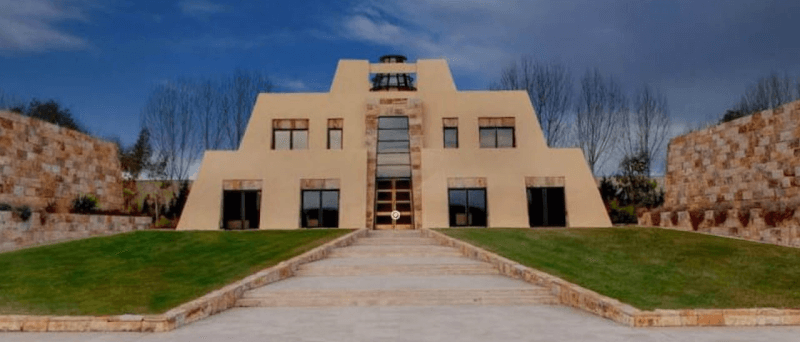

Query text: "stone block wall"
[0, 111, 123, 211]
[665, 100, 800, 211]
[0, 211, 151, 253]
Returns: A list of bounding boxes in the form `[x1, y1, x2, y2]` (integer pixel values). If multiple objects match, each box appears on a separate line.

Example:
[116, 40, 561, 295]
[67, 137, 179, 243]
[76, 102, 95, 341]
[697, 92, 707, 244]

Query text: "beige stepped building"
[177, 55, 610, 230]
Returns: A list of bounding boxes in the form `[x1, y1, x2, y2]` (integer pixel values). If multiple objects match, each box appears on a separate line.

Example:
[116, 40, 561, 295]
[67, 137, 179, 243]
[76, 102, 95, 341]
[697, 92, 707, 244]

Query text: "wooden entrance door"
[375, 178, 413, 229]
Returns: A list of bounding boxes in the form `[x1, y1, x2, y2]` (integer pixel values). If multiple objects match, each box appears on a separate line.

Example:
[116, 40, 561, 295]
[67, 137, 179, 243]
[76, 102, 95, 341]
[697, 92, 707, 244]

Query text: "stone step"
[354, 237, 440, 246]
[237, 288, 557, 307]
[329, 246, 462, 258]
[367, 230, 423, 237]
[296, 263, 500, 276]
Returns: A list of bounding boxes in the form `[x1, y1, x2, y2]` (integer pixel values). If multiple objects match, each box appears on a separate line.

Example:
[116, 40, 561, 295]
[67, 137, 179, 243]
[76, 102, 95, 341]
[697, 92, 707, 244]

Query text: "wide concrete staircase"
[237, 230, 557, 307]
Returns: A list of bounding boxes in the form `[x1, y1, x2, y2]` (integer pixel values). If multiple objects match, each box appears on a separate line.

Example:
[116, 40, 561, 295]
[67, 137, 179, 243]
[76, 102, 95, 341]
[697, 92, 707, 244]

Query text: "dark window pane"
[377, 191, 392, 201]
[546, 187, 566, 227]
[244, 191, 260, 229]
[376, 215, 393, 224]
[378, 141, 409, 153]
[376, 203, 393, 212]
[378, 129, 409, 141]
[497, 128, 514, 148]
[328, 129, 342, 149]
[378, 117, 409, 129]
[444, 127, 458, 148]
[396, 202, 412, 212]
[479, 128, 496, 148]
[292, 130, 308, 149]
[321, 191, 339, 228]
[377, 153, 410, 165]
[395, 180, 411, 189]
[449, 189, 467, 227]
[376, 165, 411, 178]
[223, 191, 243, 228]
[302, 191, 320, 228]
[467, 189, 487, 227]
[377, 180, 393, 190]
[395, 191, 411, 201]
[528, 188, 545, 227]
[274, 131, 291, 150]
[396, 215, 412, 224]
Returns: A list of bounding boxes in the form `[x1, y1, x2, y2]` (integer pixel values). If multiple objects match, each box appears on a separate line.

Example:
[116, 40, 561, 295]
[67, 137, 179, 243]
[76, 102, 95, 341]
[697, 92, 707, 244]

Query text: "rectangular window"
[222, 190, 261, 229]
[527, 187, 566, 227]
[302, 190, 340, 228]
[272, 119, 309, 150]
[443, 118, 458, 148]
[328, 118, 343, 149]
[448, 188, 487, 227]
[478, 117, 515, 148]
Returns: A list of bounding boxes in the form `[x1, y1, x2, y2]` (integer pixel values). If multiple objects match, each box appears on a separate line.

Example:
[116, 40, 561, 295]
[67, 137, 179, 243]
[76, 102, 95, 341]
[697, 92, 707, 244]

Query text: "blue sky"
[2, 0, 800, 162]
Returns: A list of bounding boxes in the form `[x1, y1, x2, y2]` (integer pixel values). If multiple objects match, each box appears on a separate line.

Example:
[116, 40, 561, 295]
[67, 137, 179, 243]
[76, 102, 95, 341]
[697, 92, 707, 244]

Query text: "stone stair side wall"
[0, 212, 152, 253]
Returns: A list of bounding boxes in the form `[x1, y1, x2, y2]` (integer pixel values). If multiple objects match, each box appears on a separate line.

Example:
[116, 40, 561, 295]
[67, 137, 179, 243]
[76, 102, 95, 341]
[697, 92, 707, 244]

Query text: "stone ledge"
[422, 228, 800, 328]
[0, 228, 367, 333]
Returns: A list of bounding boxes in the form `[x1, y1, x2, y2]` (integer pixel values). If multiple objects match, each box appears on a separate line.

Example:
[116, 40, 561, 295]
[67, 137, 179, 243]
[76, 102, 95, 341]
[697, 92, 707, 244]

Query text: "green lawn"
[439, 227, 800, 310]
[0, 229, 350, 315]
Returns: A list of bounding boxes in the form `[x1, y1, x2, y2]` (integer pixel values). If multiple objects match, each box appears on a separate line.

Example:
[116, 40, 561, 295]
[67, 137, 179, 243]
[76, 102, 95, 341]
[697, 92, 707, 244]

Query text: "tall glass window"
[222, 190, 261, 229]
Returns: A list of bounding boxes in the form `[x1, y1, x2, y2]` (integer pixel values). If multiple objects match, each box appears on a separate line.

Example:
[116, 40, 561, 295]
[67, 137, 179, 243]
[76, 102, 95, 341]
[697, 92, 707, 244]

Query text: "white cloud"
[0, 0, 94, 52]
[178, 0, 226, 18]
[334, 1, 533, 74]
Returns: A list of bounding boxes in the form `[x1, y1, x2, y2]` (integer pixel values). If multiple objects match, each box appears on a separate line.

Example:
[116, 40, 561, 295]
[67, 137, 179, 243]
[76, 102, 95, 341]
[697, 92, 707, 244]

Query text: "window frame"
[272, 128, 308, 150]
[327, 127, 343, 150]
[479, 127, 515, 148]
[221, 189, 261, 230]
[443, 126, 458, 148]
[301, 189, 340, 228]
[448, 187, 488, 227]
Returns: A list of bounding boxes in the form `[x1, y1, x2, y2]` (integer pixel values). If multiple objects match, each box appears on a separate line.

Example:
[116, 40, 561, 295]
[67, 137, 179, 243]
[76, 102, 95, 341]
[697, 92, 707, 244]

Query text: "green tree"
[24, 99, 85, 133]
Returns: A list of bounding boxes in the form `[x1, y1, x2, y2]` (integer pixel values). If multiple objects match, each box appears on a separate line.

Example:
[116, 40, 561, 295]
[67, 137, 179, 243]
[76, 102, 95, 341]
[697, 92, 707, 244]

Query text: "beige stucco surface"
[177, 58, 611, 230]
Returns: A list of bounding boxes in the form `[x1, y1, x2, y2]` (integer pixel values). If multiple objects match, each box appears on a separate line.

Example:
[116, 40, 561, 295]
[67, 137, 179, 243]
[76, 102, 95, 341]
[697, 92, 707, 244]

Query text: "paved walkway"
[5, 230, 800, 341]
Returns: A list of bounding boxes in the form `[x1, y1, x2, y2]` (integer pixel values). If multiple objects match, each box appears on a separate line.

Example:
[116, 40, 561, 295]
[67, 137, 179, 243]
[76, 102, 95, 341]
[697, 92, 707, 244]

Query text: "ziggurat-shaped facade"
[178, 56, 611, 230]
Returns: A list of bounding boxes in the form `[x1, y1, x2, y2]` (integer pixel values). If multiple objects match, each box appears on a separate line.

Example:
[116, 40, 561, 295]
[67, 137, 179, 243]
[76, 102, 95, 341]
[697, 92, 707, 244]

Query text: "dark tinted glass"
[444, 127, 458, 148]
[467, 189, 487, 226]
[378, 129, 409, 141]
[244, 191, 260, 228]
[448, 189, 467, 227]
[528, 187, 565, 227]
[378, 141, 410, 153]
[527, 188, 545, 227]
[378, 117, 409, 129]
[546, 187, 566, 227]
[302, 191, 320, 228]
[223, 191, 242, 222]
[321, 191, 339, 227]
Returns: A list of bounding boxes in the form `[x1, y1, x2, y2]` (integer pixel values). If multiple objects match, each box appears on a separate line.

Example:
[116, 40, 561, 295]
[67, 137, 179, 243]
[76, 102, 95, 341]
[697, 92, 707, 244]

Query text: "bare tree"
[622, 85, 670, 176]
[0, 88, 24, 112]
[194, 79, 226, 150]
[226, 69, 273, 149]
[724, 73, 798, 122]
[494, 57, 573, 147]
[141, 79, 200, 182]
[575, 68, 628, 175]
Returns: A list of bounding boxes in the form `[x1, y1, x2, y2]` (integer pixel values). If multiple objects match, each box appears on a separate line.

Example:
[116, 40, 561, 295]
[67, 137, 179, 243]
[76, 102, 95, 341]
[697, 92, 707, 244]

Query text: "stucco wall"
[177, 59, 611, 230]
[0, 211, 151, 253]
[0, 111, 123, 211]
[665, 100, 800, 211]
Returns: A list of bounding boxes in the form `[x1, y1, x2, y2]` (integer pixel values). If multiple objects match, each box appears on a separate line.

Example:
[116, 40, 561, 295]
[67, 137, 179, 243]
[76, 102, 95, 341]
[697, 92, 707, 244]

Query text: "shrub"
[16, 205, 32, 222]
[651, 209, 661, 226]
[764, 207, 795, 227]
[738, 210, 751, 227]
[670, 212, 678, 226]
[714, 210, 728, 226]
[71, 194, 98, 214]
[689, 210, 704, 231]
[0, 203, 12, 211]
[44, 200, 58, 213]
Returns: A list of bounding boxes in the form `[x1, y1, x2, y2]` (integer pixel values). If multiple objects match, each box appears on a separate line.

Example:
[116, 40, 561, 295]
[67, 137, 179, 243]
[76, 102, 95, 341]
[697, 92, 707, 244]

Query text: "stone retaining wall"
[0, 110, 123, 212]
[423, 228, 800, 327]
[665, 100, 800, 212]
[0, 228, 367, 332]
[637, 209, 800, 248]
[0, 212, 152, 253]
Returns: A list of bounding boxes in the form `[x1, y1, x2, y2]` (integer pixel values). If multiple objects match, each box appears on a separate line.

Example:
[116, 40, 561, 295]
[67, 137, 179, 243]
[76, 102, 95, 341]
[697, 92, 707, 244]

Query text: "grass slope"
[0, 229, 350, 315]
[439, 227, 800, 310]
